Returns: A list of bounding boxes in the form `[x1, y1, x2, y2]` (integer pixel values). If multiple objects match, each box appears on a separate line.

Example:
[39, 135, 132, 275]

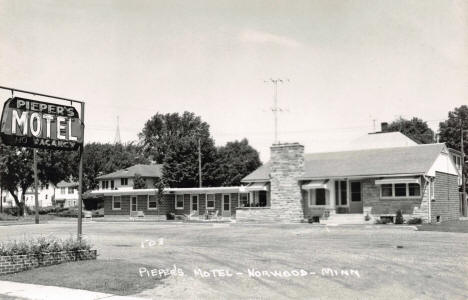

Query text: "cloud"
[240, 29, 301, 48]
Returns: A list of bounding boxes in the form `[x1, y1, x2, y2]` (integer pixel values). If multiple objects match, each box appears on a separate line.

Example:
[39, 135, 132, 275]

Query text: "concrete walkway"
[0, 281, 148, 300]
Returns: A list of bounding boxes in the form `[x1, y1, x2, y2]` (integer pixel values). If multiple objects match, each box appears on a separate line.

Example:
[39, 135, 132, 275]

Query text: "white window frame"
[121, 178, 128, 186]
[206, 194, 215, 209]
[191, 194, 199, 212]
[175, 194, 184, 209]
[112, 196, 122, 210]
[147, 195, 157, 210]
[380, 183, 421, 199]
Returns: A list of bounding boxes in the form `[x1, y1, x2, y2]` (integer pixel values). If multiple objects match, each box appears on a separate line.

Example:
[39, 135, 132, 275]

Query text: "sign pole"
[77, 101, 85, 241]
[33, 149, 39, 224]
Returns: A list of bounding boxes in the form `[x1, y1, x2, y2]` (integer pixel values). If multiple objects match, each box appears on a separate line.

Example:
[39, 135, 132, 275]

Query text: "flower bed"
[0, 236, 96, 275]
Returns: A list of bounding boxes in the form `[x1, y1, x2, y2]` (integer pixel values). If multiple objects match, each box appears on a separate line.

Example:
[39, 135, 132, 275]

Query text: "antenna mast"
[266, 78, 289, 143]
[114, 116, 121, 144]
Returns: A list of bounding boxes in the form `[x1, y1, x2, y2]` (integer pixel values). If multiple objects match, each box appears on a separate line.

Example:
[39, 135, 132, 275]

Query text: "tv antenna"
[265, 78, 289, 143]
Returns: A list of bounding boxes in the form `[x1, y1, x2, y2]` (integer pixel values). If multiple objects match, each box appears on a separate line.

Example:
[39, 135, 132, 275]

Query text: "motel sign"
[0, 97, 83, 150]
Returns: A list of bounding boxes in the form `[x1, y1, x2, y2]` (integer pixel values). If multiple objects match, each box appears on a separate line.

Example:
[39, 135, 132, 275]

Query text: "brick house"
[96, 164, 163, 190]
[240, 142, 461, 223]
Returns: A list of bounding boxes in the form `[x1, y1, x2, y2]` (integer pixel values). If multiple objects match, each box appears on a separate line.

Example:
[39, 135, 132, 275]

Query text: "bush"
[166, 212, 175, 220]
[364, 214, 371, 221]
[375, 218, 391, 224]
[0, 236, 92, 256]
[395, 210, 404, 224]
[407, 217, 422, 225]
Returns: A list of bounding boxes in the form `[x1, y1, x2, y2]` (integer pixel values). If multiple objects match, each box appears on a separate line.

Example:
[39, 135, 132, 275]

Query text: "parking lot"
[1, 221, 467, 299]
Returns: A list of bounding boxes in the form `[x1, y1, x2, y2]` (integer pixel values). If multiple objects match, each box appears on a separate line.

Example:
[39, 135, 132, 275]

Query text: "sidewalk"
[0, 281, 149, 300]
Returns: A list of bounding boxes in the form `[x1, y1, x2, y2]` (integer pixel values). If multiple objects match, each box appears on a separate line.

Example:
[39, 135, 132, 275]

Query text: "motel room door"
[349, 182, 363, 213]
[130, 196, 138, 214]
[191, 195, 199, 216]
[222, 194, 231, 217]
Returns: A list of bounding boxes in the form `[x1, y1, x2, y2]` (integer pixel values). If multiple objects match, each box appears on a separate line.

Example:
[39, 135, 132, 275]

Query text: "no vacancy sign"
[0, 97, 83, 151]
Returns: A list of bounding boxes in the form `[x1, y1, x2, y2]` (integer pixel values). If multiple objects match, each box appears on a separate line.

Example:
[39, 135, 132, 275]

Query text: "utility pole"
[265, 78, 289, 144]
[198, 138, 202, 188]
[462, 125, 467, 217]
[33, 149, 39, 224]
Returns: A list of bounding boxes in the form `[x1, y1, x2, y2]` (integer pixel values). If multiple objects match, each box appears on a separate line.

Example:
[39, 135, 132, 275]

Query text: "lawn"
[417, 220, 468, 233]
[0, 221, 467, 299]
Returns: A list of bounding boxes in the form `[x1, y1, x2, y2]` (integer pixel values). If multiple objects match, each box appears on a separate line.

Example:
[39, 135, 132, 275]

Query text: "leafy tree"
[133, 173, 147, 189]
[439, 105, 468, 152]
[439, 105, 468, 177]
[81, 142, 148, 191]
[384, 117, 435, 144]
[139, 112, 218, 187]
[212, 139, 262, 186]
[153, 177, 166, 216]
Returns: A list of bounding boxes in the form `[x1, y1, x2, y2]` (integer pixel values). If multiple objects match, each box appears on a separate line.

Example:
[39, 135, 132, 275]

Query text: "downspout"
[423, 175, 431, 223]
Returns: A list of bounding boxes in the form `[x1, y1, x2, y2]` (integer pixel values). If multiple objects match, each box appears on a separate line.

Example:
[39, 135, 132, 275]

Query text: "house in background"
[55, 181, 79, 208]
[1, 183, 55, 208]
[96, 164, 163, 190]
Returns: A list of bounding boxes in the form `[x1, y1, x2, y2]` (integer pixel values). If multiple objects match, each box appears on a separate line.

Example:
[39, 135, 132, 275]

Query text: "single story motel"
[90, 133, 462, 224]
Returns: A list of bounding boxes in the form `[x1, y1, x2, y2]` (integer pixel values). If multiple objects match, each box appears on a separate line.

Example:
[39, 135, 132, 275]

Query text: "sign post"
[0, 85, 84, 238]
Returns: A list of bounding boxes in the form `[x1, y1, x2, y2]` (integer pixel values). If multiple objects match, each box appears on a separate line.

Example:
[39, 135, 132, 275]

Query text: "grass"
[0, 259, 165, 296]
[417, 220, 468, 233]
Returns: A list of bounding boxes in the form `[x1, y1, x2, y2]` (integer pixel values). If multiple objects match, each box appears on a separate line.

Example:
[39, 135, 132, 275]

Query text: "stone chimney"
[269, 143, 305, 222]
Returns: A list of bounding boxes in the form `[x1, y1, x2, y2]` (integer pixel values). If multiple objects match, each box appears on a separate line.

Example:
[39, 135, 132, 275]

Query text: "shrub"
[407, 217, 422, 225]
[375, 218, 390, 224]
[166, 212, 175, 220]
[0, 236, 92, 256]
[364, 214, 371, 221]
[395, 210, 404, 224]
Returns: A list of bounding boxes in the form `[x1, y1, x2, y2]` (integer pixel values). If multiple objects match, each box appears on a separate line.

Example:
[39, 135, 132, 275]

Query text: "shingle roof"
[96, 164, 163, 180]
[56, 180, 79, 188]
[242, 143, 445, 182]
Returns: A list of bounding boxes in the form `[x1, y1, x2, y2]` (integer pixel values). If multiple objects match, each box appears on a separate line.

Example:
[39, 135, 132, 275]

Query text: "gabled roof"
[56, 180, 79, 188]
[242, 143, 446, 182]
[96, 164, 163, 180]
[347, 132, 418, 150]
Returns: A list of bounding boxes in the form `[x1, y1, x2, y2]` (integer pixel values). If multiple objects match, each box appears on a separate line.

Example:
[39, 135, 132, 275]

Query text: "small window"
[206, 194, 215, 209]
[176, 194, 184, 209]
[46, 184, 49, 189]
[112, 196, 121, 210]
[223, 194, 230, 211]
[408, 183, 421, 197]
[45, 195, 48, 199]
[148, 195, 157, 210]
[315, 189, 326, 205]
[240, 193, 249, 207]
[60, 187, 66, 194]
[381, 184, 393, 197]
[68, 187, 74, 194]
[394, 183, 407, 197]
[121, 178, 128, 186]
[111, 180, 115, 189]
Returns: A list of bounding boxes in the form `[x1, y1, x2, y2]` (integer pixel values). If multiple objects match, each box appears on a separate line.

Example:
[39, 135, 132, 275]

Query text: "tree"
[212, 139, 262, 186]
[384, 117, 435, 144]
[139, 112, 218, 187]
[438, 105, 468, 153]
[133, 173, 147, 189]
[81, 142, 148, 191]
[153, 177, 166, 216]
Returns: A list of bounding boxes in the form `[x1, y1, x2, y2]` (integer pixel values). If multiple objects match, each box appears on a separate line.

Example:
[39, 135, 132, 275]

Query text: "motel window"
[408, 183, 421, 197]
[380, 183, 421, 198]
[176, 194, 184, 209]
[223, 194, 230, 211]
[60, 187, 66, 194]
[351, 182, 362, 202]
[240, 193, 249, 207]
[148, 195, 157, 210]
[309, 189, 326, 206]
[206, 194, 215, 209]
[381, 184, 393, 197]
[68, 187, 74, 194]
[121, 178, 128, 186]
[335, 181, 348, 206]
[258, 191, 267, 207]
[112, 196, 121, 210]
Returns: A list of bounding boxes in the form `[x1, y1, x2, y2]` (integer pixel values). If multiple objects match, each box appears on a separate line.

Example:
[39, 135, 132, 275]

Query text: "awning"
[246, 182, 268, 191]
[375, 177, 421, 185]
[302, 180, 329, 190]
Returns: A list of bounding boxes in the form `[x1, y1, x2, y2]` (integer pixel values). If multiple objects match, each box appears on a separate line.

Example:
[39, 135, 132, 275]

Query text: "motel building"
[90, 132, 462, 224]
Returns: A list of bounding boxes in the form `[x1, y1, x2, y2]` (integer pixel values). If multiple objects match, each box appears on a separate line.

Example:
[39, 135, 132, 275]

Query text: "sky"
[0, 0, 467, 162]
